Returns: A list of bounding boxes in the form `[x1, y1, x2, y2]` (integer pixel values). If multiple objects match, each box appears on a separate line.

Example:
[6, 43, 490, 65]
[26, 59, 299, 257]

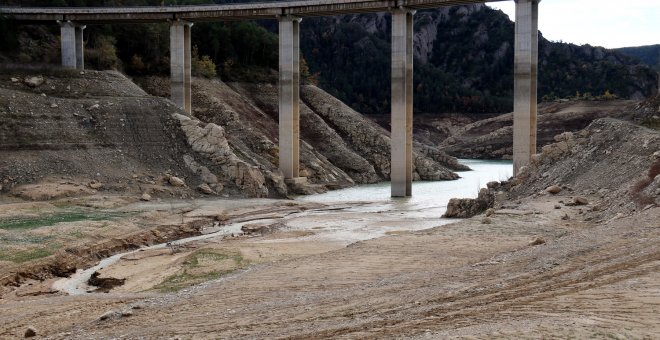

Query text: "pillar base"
[284, 177, 307, 185]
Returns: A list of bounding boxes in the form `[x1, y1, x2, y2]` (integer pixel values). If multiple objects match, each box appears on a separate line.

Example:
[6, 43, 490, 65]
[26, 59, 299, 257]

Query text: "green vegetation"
[0, 211, 125, 230]
[0, 234, 54, 244]
[641, 117, 660, 130]
[0, 244, 60, 263]
[616, 44, 660, 70]
[154, 249, 248, 292]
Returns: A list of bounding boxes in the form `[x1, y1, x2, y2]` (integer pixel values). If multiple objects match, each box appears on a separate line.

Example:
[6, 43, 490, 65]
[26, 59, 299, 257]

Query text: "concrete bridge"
[0, 0, 540, 197]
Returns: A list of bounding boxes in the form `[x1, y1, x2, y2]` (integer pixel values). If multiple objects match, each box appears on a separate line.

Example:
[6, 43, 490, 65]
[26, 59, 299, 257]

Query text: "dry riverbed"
[0, 190, 657, 339]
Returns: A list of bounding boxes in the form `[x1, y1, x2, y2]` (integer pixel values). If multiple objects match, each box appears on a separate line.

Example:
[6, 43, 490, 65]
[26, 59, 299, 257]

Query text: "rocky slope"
[436, 99, 641, 159]
[0, 70, 465, 200]
[0, 70, 210, 199]
[137, 76, 466, 186]
[510, 118, 660, 216]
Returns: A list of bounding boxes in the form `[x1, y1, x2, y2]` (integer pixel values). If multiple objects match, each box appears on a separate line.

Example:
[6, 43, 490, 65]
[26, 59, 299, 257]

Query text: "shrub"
[191, 45, 216, 78]
[631, 160, 660, 206]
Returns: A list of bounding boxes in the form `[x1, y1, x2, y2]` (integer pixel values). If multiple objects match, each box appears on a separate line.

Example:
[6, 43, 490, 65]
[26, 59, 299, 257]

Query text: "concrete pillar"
[59, 21, 77, 69]
[170, 20, 193, 113]
[278, 16, 302, 180]
[391, 8, 415, 197]
[184, 23, 192, 113]
[75, 25, 85, 70]
[512, 0, 540, 176]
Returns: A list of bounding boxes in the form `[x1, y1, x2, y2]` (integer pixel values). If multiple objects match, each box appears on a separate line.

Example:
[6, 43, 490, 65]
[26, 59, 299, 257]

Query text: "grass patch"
[0, 210, 126, 230]
[0, 244, 60, 263]
[154, 249, 248, 293]
[0, 234, 54, 244]
[67, 230, 85, 239]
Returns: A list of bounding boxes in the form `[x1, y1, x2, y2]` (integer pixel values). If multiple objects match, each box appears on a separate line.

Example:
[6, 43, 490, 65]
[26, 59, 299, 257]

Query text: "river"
[53, 159, 512, 295]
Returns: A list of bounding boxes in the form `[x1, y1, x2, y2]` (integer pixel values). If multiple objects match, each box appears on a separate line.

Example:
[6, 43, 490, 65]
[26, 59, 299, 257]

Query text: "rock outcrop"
[175, 114, 269, 197]
[1, 70, 467, 199]
[443, 187, 495, 218]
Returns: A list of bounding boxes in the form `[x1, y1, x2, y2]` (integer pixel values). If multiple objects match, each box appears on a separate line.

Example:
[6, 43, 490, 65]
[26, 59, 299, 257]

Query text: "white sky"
[486, 0, 660, 49]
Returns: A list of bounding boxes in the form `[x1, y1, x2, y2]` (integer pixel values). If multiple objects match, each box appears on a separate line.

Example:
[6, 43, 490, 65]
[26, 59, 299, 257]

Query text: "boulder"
[140, 193, 152, 201]
[168, 176, 185, 187]
[89, 181, 103, 189]
[24, 326, 37, 338]
[545, 185, 562, 194]
[24, 76, 44, 88]
[573, 196, 589, 205]
[98, 310, 120, 321]
[443, 188, 494, 218]
[197, 183, 214, 195]
[554, 131, 574, 142]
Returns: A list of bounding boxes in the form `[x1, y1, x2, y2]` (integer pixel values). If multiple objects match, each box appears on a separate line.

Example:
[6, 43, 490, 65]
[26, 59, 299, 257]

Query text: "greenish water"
[300, 159, 512, 211]
[0, 211, 125, 230]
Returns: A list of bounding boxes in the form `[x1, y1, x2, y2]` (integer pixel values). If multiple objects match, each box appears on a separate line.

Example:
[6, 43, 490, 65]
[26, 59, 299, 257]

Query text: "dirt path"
[0, 195, 656, 339]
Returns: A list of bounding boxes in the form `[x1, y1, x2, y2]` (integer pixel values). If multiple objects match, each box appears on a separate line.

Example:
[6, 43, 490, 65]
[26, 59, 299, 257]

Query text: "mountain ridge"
[0, 1, 657, 115]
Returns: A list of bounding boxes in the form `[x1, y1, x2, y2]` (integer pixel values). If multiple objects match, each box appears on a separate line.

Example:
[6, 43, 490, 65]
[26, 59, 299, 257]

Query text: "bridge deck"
[0, 0, 505, 23]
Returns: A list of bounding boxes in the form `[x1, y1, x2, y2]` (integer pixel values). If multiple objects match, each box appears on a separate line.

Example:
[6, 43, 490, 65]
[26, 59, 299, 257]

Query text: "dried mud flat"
[0, 68, 658, 338]
[0, 191, 657, 339]
[0, 117, 659, 338]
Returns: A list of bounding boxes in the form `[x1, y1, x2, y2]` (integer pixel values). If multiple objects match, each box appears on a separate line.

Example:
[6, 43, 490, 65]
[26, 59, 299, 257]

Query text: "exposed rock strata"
[1, 71, 466, 199]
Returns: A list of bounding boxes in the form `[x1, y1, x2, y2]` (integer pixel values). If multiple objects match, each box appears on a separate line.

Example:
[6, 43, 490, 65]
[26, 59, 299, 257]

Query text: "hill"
[1, 2, 657, 115]
[0, 69, 464, 200]
[616, 44, 660, 70]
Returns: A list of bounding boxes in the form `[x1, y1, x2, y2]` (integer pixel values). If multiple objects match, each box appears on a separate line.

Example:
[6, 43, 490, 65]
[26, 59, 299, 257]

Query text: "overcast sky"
[486, 0, 660, 49]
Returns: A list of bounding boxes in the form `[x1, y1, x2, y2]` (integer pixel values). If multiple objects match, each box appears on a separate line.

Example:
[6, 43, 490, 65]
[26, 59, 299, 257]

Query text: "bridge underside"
[1, 0, 538, 197]
[1, 0, 507, 23]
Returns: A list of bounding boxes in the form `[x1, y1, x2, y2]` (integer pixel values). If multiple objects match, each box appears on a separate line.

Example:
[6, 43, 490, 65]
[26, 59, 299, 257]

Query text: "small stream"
[53, 159, 512, 295]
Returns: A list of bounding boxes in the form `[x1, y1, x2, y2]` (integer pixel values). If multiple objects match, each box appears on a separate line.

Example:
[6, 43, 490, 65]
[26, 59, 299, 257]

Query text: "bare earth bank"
[0, 119, 658, 339]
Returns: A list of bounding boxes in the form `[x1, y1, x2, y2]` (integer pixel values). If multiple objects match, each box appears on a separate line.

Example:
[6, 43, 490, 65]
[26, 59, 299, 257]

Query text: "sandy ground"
[0, 192, 657, 339]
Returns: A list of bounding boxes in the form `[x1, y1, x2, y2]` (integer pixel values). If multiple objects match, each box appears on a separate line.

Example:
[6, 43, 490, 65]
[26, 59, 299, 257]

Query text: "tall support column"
[170, 20, 193, 113]
[391, 8, 415, 197]
[512, 0, 540, 176]
[59, 21, 77, 69]
[75, 25, 85, 70]
[184, 23, 192, 113]
[278, 16, 302, 180]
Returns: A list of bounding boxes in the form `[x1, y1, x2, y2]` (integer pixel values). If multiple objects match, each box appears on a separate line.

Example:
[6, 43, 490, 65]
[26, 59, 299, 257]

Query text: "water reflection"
[299, 159, 513, 212]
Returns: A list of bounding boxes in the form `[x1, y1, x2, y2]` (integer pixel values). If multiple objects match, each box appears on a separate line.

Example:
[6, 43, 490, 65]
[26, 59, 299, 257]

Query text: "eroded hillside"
[0, 70, 465, 200]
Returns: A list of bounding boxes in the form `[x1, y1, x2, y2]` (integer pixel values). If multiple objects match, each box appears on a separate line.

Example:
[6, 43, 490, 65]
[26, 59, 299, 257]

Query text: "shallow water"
[269, 159, 513, 243]
[300, 159, 512, 209]
[54, 159, 512, 295]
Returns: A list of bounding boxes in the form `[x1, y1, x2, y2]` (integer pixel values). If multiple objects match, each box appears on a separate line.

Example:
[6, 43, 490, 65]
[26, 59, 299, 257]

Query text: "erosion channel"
[53, 159, 512, 295]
